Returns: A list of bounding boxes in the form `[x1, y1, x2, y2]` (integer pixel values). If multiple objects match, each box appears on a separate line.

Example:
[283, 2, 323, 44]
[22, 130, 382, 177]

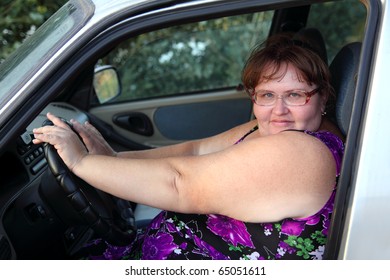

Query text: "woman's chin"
[270, 124, 295, 134]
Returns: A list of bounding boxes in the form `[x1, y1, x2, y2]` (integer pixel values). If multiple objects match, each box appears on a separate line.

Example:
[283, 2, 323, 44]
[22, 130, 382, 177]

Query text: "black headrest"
[293, 27, 328, 64]
[329, 42, 362, 136]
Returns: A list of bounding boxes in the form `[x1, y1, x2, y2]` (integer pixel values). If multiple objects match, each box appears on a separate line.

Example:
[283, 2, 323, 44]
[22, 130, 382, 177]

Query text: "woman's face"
[253, 63, 327, 136]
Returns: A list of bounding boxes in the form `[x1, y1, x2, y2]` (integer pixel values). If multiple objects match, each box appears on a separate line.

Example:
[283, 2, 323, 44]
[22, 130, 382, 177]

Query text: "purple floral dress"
[82, 127, 344, 260]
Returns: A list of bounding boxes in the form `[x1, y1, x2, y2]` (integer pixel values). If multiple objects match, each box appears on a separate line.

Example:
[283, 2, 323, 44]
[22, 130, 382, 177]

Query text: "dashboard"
[0, 102, 89, 259]
[22, 103, 88, 178]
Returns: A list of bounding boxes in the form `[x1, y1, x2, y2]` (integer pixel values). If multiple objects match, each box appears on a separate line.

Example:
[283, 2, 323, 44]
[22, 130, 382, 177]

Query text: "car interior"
[0, 0, 367, 259]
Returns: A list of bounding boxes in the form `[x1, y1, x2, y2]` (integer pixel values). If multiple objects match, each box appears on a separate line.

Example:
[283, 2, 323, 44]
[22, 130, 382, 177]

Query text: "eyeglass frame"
[245, 87, 321, 106]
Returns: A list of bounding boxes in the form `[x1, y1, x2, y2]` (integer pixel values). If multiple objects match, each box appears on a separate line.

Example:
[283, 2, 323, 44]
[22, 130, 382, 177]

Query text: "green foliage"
[307, 0, 366, 61]
[98, 12, 273, 102]
[0, 0, 66, 63]
[1, 0, 367, 101]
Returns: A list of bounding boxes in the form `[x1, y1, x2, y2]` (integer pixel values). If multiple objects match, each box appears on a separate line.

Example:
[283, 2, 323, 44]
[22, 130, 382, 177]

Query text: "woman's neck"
[319, 118, 345, 141]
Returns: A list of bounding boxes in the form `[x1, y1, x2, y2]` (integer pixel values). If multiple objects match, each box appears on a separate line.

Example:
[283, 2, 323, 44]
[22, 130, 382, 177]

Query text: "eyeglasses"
[246, 88, 320, 106]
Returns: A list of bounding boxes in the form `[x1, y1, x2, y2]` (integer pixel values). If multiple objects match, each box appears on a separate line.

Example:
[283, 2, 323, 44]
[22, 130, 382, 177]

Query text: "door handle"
[114, 113, 154, 136]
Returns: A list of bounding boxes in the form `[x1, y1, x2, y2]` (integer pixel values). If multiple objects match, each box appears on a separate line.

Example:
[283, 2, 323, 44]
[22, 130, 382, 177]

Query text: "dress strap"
[235, 125, 258, 144]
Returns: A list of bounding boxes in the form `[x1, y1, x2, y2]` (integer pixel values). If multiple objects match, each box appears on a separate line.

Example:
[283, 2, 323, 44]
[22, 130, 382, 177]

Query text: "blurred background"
[0, 0, 66, 64]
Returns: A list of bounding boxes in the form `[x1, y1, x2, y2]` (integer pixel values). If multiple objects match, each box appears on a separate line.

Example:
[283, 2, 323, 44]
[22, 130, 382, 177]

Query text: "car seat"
[329, 42, 362, 136]
[134, 204, 162, 228]
[293, 27, 328, 64]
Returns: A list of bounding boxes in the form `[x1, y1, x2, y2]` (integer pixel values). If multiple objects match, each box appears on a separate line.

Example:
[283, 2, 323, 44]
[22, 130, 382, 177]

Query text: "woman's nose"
[272, 97, 289, 114]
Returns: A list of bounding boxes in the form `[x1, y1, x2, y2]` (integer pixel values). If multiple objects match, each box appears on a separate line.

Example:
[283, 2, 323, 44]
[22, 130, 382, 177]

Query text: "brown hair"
[241, 34, 334, 102]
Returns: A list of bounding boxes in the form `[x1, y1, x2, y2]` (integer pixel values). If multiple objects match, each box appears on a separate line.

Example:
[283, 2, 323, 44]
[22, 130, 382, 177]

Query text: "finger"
[71, 120, 91, 144]
[47, 112, 70, 130]
[70, 119, 83, 134]
[72, 123, 95, 151]
[32, 127, 50, 143]
[32, 123, 57, 135]
[32, 119, 69, 145]
[32, 130, 58, 145]
[32, 138, 43, 144]
[77, 122, 101, 143]
[84, 122, 103, 138]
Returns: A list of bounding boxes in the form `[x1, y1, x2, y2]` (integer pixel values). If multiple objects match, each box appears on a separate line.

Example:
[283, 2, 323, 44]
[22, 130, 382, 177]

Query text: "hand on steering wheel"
[42, 117, 136, 246]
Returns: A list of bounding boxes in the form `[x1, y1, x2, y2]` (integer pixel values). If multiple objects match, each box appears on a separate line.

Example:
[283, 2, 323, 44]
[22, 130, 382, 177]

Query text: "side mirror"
[93, 66, 121, 104]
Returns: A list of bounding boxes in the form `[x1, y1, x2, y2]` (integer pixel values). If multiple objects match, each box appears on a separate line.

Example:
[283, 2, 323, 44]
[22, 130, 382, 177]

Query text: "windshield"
[0, 0, 94, 114]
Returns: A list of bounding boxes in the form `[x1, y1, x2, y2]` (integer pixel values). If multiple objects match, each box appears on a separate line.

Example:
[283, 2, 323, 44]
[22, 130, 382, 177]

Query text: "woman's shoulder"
[268, 128, 344, 177]
[247, 129, 339, 177]
[303, 130, 344, 152]
[303, 130, 344, 175]
[273, 129, 344, 158]
[227, 130, 338, 221]
[272, 118, 345, 155]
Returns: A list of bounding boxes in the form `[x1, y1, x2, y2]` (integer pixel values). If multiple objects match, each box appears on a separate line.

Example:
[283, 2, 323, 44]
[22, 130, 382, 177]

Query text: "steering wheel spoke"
[42, 119, 136, 246]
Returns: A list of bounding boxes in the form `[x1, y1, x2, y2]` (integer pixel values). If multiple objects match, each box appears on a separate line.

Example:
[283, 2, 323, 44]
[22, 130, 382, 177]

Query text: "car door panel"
[153, 98, 252, 141]
[89, 89, 252, 148]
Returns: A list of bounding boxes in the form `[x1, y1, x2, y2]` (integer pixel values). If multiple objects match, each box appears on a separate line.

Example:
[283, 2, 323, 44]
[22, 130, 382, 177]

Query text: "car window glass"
[0, 1, 94, 103]
[306, 0, 366, 62]
[95, 11, 274, 104]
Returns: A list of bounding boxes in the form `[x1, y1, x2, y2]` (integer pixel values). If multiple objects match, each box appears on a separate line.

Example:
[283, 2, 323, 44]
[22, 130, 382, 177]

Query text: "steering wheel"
[42, 119, 136, 246]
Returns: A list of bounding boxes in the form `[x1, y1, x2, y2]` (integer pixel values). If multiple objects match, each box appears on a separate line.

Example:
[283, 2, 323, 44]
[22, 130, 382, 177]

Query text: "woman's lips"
[271, 120, 293, 127]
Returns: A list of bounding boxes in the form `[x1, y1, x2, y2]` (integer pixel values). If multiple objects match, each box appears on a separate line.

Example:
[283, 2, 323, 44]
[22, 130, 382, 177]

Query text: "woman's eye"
[261, 92, 274, 98]
[289, 92, 304, 98]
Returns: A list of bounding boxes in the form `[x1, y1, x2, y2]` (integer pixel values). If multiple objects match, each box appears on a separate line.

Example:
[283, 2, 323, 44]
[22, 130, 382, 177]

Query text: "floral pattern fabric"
[82, 128, 344, 260]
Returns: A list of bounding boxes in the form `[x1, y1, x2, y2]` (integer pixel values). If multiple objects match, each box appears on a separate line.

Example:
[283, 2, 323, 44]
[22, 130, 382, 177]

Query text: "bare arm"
[70, 114, 257, 158]
[33, 113, 335, 223]
[117, 119, 258, 158]
[70, 131, 336, 223]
